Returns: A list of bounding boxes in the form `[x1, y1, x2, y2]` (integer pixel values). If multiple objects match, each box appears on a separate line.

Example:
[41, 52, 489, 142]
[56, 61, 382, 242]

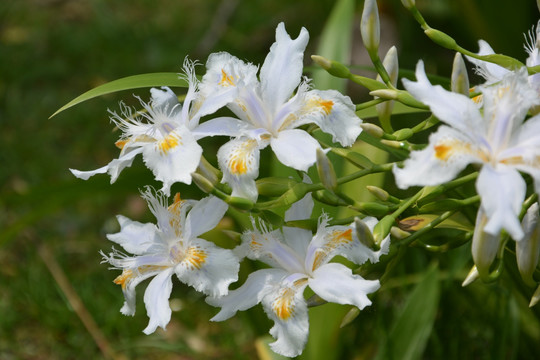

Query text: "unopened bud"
[226, 196, 254, 211]
[366, 185, 389, 201]
[461, 265, 480, 287]
[372, 215, 395, 245]
[451, 53, 470, 96]
[316, 148, 337, 191]
[361, 0, 380, 56]
[390, 226, 410, 240]
[360, 123, 384, 138]
[517, 203, 540, 286]
[191, 173, 215, 194]
[355, 217, 377, 249]
[311, 55, 351, 78]
[340, 307, 361, 328]
[392, 128, 414, 141]
[376, 46, 399, 131]
[307, 294, 327, 307]
[196, 156, 220, 185]
[370, 89, 399, 100]
[424, 28, 457, 50]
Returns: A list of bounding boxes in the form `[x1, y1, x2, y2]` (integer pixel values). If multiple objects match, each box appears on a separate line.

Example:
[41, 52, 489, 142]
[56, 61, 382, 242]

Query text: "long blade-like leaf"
[50, 72, 188, 118]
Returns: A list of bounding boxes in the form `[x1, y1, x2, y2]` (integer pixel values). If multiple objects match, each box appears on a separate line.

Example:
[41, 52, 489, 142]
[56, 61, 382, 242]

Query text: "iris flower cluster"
[66, 1, 540, 357]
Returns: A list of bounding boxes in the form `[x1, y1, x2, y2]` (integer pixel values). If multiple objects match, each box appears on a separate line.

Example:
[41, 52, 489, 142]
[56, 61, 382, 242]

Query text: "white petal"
[476, 165, 526, 240]
[142, 125, 203, 196]
[70, 146, 143, 183]
[241, 223, 305, 274]
[283, 193, 315, 257]
[261, 274, 310, 358]
[106, 215, 158, 255]
[114, 267, 162, 316]
[184, 196, 228, 240]
[310, 263, 380, 309]
[393, 125, 483, 189]
[260, 23, 309, 114]
[218, 137, 261, 202]
[174, 238, 239, 297]
[270, 129, 320, 172]
[301, 90, 362, 147]
[142, 268, 174, 334]
[403, 61, 484, 134]
[150, 86, 181, 118]
[207, 268, 286, 321]
[192, 117, 246, 140]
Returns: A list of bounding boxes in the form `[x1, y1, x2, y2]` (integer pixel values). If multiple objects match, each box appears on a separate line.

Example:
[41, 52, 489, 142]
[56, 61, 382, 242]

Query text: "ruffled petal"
[261, 273, 310, 358]
[476, 165, 526, 240]
[270, 129, 320, 172]
[403, 61, 484, 134]
[142, 268, 174, 334]
[260, 22, 309, 114]
[393, 125, 483, 189]
[112, 266, 163, 316]
[309, 263, 380, 309]
[207, 268, 287, 321]
[141, 125, 203, 196]
[184, 196, 228, 241]
[106, 215, 158, 255]
[218, 137, 261, 202]
[300, 89, 362, 147]
[173, 238, 239, 297]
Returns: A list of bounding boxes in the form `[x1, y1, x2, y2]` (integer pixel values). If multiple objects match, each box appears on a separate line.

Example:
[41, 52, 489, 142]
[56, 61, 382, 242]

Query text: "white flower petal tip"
[103, 191, 239, 332]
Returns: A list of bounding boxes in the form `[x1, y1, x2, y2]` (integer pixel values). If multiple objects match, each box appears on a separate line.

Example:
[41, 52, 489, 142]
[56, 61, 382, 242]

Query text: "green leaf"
[50, 72, 189, 118]
[310, 0, 355, 92]
[376, 264, 440, 360]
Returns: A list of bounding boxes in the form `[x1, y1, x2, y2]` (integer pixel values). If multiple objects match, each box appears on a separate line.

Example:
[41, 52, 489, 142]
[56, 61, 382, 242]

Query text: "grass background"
[2, 0, 540, 359]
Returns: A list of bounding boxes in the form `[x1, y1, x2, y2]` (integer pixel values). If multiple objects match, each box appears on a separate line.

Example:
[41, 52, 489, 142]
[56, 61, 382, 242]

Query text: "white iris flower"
[199, 23, 362, 201]
[102, 188, 239, 334]
[71, 59, 237, 195]
[394, 61, 540, 245]
[207, 194, 389, 357]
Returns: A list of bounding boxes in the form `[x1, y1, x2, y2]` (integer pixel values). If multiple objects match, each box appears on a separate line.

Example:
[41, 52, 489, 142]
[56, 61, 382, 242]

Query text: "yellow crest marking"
[219, 69, 235, 87]
[184, 246, 207, 270]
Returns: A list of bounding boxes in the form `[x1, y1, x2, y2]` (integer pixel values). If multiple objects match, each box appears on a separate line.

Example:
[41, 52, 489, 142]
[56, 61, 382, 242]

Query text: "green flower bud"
[316, 148, 337, 191]
[340, 307, 361, 328]
[256, 177, 297, 197]
[461, 265, 479, 287]
[530, 284, 540, 307]
[191, 172, 215, 194]
[360, 123, 384, 138]
[311, 55, 351, 78]
[517, 203, 540, 286]
[390, 226, 410, 240]
[372, 215, 395, 245]
[392, 128, 414, 141]
[196, 156, 221, 185]
[424, 28, 457, 50]
[366, 185, 389, 201]
[355, 217, 377, 249]
[400, 0, 415, 9]
[471, 211, 502, 279]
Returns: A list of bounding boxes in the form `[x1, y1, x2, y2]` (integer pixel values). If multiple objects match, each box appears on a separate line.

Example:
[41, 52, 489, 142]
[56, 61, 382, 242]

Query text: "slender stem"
[356, 98, 385, 111]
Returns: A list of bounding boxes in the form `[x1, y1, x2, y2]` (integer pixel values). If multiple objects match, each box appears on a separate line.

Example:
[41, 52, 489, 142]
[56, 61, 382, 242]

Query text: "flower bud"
[451, 53, 470, 96]
[392, 128, 414, 141]
[196, 156, 220, 185]
[355, 217, 377, 249]
[366, 185, 389, 201]
[471, 210, 502, 279]
[316, 148, 337, 191]
[390, 226, 410, 240]
[461, 265, 479, 287]
[424, 28, 457, 50]
[311, 55, 351, 78]
[516, 203, 540, 286]
[256, 177, 297, 197]
[370, 89, 398, 100]
[360, 123, 384, 138]
[372, 215, 395, 245]
[361, 0, 380, 56]
[191, 172, 215, 194]
[340, 307, 361, 328]
[376, 46, 399, 131]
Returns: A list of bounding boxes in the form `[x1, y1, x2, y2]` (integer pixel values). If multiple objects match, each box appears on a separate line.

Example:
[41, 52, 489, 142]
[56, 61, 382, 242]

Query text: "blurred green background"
[2, 0, 540, 359]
